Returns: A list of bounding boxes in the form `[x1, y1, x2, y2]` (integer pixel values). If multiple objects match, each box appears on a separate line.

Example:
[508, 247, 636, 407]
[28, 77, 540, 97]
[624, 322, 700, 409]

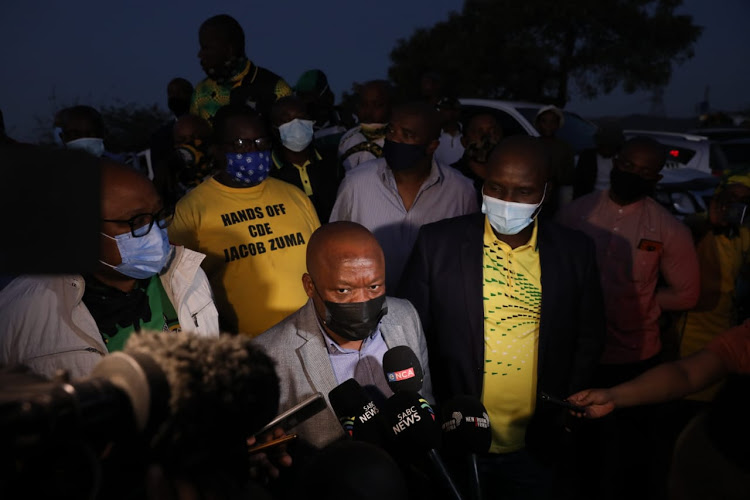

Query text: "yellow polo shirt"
[481, 217, 542, 453]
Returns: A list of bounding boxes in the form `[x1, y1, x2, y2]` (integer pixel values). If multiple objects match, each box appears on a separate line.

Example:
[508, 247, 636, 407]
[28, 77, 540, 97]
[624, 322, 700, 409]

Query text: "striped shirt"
[330, 157, 479, 291]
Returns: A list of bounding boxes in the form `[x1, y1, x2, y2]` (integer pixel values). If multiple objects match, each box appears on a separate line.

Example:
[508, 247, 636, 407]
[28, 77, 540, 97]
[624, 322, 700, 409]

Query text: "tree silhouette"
[389, 0, 702, 107]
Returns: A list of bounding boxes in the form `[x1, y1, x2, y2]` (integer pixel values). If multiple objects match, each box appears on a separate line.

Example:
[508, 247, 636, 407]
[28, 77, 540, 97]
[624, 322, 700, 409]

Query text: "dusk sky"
[2, 0, 748, 142]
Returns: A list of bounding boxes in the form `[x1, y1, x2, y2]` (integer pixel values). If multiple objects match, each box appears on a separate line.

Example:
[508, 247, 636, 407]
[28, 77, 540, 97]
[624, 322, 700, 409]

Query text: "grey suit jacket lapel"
[295, 301, 340, 399]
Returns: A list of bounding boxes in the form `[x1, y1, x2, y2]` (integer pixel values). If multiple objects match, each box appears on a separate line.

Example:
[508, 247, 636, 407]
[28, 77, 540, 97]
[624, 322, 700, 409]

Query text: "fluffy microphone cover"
[124, 330, 280, 476]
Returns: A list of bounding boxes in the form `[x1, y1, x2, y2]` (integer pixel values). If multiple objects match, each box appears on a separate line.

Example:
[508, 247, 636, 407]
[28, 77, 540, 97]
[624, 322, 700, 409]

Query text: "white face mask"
[481, 184, 546, 235]
[278, 118, 315, 152]
[66, 137, 105, 157]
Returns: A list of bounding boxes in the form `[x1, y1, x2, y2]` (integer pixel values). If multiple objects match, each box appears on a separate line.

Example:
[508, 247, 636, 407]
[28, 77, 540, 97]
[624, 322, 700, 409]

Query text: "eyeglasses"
[225, 137, 273, 152]
[102, 206, 175, 237]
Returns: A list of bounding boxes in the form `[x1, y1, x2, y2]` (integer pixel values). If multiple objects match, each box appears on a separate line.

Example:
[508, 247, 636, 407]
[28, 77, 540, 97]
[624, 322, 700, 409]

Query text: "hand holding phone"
[540, 391, 586, 413]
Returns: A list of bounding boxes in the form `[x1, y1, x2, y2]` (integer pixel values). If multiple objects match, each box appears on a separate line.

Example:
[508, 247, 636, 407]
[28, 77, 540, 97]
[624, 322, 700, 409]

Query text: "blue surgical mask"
[100, 226, 172, 279]
[278, 118, 315, 152]
[66, 137, 105, 157]
[481, 184, 546, 235]
[225, 150, 271, 185]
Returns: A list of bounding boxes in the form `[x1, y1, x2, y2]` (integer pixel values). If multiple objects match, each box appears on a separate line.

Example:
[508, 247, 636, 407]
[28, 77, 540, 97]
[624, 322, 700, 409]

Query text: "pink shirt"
[558, 191, 699, 364]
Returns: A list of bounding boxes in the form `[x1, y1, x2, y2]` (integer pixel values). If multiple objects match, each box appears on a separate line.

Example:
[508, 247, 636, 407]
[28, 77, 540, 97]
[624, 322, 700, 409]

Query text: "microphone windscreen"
[440, 395, 491, 455]
[382, 345, 424, 393]
[328, 378, 387, 446]
[123, 331, 280, 448]
[382, 390, 440, 454]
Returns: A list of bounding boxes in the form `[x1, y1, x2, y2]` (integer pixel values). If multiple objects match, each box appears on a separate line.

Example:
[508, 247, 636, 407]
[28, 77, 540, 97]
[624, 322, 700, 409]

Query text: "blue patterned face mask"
[225, 150, 271, 185]
[66, 137, 105, 157]
[100, 226, 172, 279]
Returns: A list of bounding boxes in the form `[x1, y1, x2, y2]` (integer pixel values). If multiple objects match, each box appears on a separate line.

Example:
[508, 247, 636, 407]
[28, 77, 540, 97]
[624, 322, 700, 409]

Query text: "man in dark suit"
[398, 135, 605, 499]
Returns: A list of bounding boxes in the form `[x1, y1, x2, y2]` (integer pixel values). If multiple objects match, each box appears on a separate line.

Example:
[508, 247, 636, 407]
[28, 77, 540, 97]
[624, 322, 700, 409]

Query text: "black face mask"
[610, 167, 655, 203]
[168, 97, 190, 117]
[321, 295, 388, 341]
[383, 139, 428, 172]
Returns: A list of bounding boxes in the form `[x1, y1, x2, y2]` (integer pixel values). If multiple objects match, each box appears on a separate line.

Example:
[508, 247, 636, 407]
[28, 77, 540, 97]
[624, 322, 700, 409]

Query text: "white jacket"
[0, 246, 219, 380]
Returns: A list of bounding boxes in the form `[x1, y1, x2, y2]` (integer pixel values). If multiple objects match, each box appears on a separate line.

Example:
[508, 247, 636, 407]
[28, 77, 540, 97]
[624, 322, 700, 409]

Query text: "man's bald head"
[487, 135, 549, 184]
[303, 222, 387, 342]
[100, 160, 160, 217]
[306, 222, 384, 280]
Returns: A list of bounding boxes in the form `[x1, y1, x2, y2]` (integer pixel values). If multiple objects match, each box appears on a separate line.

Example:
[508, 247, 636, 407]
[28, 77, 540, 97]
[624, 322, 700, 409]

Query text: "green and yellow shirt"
[481, 217, 542, 453]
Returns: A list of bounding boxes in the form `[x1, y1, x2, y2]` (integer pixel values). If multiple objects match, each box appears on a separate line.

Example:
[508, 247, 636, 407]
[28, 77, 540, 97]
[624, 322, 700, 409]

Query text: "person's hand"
[566, 388, 616, 419]
[247, 426, 293, 482]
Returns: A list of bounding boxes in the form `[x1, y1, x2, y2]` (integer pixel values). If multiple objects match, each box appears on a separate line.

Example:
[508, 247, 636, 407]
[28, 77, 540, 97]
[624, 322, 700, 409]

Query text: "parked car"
[623, 129, 725, 218]
[458, 99, 598, 154]
[623, 129, 728, 176]
[685, 127, 750, 142]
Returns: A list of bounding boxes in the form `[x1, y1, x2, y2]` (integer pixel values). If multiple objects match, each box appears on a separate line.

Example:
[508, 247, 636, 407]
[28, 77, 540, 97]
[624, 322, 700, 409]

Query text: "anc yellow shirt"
[679, 225, 750, 401]
[481, 217, 542, 453]
[169, 177, 320, 337]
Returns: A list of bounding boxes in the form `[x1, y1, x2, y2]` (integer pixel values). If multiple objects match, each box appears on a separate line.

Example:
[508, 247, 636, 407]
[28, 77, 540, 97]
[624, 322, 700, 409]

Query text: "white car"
[622, 129, 728, 176]
[623, 130, 725, 217]
[458, 98, 598, 153]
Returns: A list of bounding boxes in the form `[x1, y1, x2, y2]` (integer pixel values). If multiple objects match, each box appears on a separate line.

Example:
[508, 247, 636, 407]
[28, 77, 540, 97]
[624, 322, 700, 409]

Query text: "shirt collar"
[483, 216, 539, 252]
[379, 157, 444, 189]
[602, 189, 646, 213]
[272, 148, 322, 170]
[317, 318, 381, 354]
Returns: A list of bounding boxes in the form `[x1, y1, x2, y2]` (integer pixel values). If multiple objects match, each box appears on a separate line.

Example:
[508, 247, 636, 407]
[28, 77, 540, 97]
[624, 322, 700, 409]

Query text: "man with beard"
[190, 14, 292, 121]
[452, 112, 504, 203]
[557, 136, 700, 500]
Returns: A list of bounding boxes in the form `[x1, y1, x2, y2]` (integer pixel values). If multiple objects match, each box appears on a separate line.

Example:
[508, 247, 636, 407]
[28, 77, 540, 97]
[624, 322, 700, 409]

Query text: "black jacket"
[397, 213, 605, 458]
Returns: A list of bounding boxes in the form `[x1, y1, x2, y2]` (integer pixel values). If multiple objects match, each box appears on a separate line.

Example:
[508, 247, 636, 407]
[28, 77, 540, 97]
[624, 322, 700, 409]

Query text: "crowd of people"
[1, 12, 749, 500]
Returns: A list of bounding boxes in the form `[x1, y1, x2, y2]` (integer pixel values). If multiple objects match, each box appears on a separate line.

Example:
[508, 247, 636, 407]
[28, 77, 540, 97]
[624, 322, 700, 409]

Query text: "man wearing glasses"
[0, 160, 220, 380]
[169, 104, 321, 338]
[557, 136, 700, 499]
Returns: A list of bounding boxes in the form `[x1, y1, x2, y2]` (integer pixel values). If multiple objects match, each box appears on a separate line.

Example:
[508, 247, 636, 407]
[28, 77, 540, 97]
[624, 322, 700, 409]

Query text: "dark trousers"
[573, 355, 685, 500]
[441, 448, 554, 500]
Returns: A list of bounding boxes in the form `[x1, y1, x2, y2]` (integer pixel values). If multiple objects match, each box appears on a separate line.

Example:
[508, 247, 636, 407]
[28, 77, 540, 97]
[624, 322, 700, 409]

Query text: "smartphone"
[540, 391, 585, 413]
[253, 392, 327, 437]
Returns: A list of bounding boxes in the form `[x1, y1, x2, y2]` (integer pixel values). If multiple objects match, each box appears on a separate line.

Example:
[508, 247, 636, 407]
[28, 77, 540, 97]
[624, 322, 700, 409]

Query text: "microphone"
[0, 331, 281, 466]
[328, 378, 389, 447]
[382, 390, 464, 500]
[383, 345, 424, 393]
[440, 395, 491, 500]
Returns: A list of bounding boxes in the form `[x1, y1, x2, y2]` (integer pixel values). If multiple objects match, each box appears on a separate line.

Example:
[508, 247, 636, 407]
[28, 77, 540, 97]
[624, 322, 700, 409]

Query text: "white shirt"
[594, 155, 614, 191]
[434, 129, 465, 166]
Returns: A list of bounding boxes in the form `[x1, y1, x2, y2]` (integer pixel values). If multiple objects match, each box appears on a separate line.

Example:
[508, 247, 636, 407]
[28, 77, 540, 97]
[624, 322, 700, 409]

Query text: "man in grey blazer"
[253, 221, 433, 450]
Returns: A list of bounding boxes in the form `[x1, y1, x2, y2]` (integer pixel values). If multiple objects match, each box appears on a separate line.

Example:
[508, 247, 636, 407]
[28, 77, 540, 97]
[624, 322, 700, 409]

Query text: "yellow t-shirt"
[169, 177, 320, 337]
[679, 225, 750, 401]
[481, 217, 542, 453]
